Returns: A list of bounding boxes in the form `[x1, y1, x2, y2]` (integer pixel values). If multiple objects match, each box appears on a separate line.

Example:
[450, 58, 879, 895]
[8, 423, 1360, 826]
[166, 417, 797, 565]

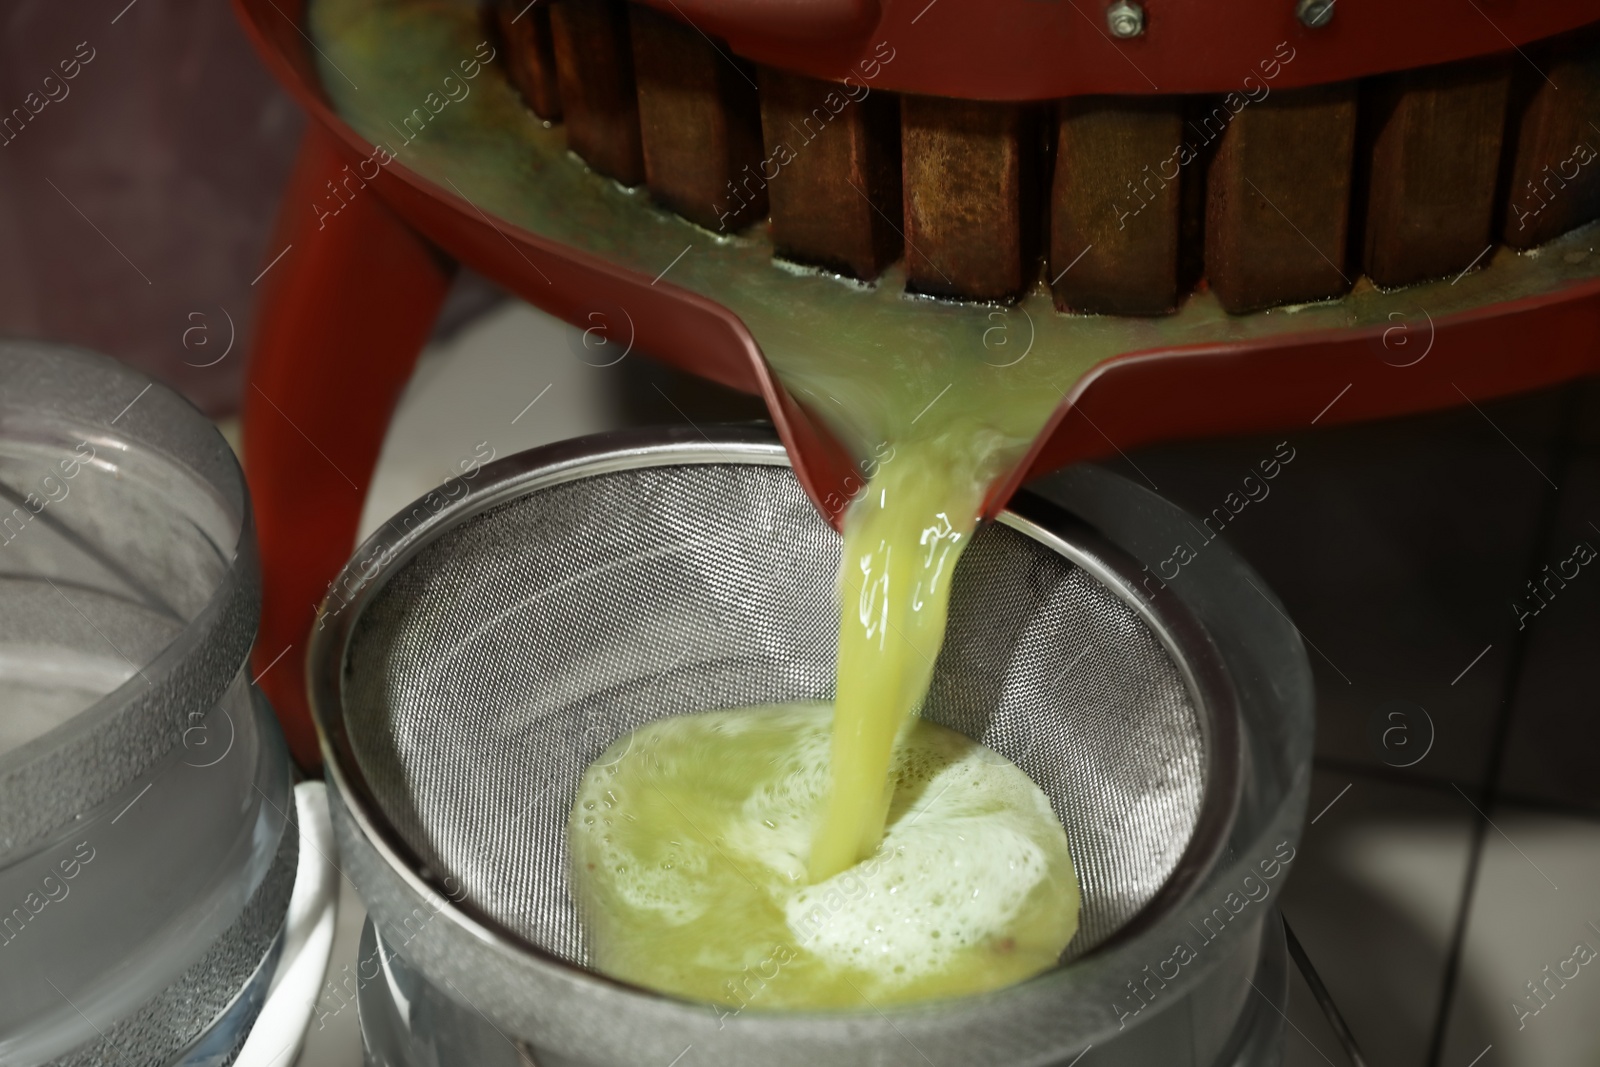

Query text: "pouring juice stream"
[808, 432, 993, 883]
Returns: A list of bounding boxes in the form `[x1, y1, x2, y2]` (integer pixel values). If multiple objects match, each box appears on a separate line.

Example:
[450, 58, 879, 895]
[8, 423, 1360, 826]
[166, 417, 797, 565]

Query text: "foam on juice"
[569, 703, 1079, 1008]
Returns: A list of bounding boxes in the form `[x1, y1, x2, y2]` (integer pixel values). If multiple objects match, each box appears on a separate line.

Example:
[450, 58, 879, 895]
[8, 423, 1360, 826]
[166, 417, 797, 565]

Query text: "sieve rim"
[1001, 490, 1242, 954]
[310, 425, 1241, 1014]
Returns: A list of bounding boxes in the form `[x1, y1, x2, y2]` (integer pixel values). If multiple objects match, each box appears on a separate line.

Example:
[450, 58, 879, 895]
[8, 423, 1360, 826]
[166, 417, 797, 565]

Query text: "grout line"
[1284, 919, 1371, 1066]
[1423, 385, 1582, 1067]
[1485, 791, 1600, 820]
[1452, 783, 1560, 891]
[1309, 755, 1600, 818]
[1309, 756, 1466, 796]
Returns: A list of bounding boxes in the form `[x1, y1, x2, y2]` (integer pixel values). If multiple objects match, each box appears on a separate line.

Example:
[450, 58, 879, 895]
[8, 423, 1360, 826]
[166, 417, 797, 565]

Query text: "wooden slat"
[901, 96, 1038, 303]
[1051, 97, 1184, 316]
[1362, 57, 1511, 288]
[494, 0, 562, 122]
[1501, 25, 1600, 250]
[1204, 83, 1358, 313]
[630, 6, 765, 232]
[759, 68, 902, 280]
[548, 0, 644, 185]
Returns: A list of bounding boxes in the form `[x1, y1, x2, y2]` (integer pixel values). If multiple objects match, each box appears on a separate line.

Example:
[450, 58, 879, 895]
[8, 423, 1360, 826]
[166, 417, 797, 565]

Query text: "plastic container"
[0, 341, 297, 1066]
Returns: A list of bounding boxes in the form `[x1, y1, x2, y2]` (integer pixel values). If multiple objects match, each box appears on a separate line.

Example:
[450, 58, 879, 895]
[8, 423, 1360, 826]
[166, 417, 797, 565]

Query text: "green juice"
[569, 703, 1079, 1008]
[808, 427, 1002, 882]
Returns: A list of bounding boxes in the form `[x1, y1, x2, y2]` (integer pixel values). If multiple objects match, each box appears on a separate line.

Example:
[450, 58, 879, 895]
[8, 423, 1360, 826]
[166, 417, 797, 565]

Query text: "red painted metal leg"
[243, 122, 453, 768]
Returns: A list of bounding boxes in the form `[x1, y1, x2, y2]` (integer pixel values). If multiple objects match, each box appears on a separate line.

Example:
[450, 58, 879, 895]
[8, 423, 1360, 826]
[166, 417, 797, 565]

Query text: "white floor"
[1437, 808, 1600, 1067]
[272, 292, 1600, 1067]
[1278, 775, 1600, 1067]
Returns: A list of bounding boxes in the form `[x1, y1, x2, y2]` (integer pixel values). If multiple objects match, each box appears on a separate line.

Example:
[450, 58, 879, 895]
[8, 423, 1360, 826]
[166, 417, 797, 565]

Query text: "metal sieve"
[313, 425, 1314, 1067]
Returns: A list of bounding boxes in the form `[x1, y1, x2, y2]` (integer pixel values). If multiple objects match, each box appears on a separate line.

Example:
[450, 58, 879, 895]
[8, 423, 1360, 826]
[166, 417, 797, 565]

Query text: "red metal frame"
[637, 0, 1599, 100]
[234, 0, 1600, 765]
[992, 283, 1600, 515]
[241, 123, 454, 763]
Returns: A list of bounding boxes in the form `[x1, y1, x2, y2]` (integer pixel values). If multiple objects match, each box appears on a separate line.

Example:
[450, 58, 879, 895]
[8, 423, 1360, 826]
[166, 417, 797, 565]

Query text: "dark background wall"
[1107, 378, 1599, 810]
[0, 0, 302, 415]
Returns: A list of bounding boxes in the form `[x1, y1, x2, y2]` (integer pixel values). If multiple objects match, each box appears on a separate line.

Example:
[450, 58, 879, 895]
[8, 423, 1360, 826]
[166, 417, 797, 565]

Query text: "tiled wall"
[1499, 381, 1600, 814]
[1117, 380, 1600, 1067]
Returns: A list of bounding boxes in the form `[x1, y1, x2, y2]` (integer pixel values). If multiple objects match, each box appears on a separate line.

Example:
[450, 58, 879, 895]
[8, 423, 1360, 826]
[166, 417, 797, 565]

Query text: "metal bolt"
[1296, 0, 1335, 28]
[1106, 0, 1144, 38]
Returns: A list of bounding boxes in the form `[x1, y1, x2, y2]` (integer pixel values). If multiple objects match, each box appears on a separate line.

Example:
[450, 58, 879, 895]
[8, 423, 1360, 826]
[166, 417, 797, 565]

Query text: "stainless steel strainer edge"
[999, 488, 1242, 954]
[311, 425, 1311, 1067]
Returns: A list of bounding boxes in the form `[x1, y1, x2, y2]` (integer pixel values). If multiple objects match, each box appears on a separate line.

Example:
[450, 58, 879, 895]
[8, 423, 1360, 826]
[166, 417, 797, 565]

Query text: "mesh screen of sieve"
[341, 460, 1205, 969]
